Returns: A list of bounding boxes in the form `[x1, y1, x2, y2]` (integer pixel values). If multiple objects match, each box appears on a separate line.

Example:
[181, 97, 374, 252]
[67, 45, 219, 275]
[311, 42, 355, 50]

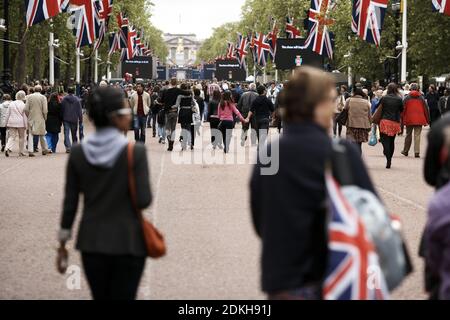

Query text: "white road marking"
[378, 186, 427, 211]
[0, 160, 25, 175]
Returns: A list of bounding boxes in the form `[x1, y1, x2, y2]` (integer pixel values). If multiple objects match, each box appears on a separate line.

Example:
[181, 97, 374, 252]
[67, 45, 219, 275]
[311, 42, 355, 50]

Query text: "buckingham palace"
[163, 33, 202, 67]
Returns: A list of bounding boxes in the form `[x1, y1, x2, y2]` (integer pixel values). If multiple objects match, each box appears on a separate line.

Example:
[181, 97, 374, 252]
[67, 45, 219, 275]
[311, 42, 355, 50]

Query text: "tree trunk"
[64, 44, 72, 86]
[14, 1, 27, 84]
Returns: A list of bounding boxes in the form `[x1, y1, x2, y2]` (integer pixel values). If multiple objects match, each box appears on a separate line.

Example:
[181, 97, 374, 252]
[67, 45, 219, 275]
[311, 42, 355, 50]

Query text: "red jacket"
[402, 91, 430, 126]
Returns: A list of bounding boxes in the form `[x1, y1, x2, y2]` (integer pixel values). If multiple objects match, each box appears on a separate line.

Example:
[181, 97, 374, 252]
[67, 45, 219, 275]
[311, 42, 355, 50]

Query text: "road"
[0, 122, 432, 300]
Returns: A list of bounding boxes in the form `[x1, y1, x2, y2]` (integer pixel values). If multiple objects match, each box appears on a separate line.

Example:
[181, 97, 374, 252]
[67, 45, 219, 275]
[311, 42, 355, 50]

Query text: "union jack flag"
[236, 33, 249, 68]
[285, 17, 302, 39]
[126, 26, 137, 59]
[267, 19, 278, 61]
[433, 0, 450, 15]
[108, 32, 119, 56]
[351, 0, 389, 46]
[304, 0, 335, 59]
[93, 0, 114, 51]
[70, 0, 98, 48]
[226, 42, 237, 60]
[25, 0, 69, 27]
[324, 174, 389, 300]
[253, 32, 271, 67]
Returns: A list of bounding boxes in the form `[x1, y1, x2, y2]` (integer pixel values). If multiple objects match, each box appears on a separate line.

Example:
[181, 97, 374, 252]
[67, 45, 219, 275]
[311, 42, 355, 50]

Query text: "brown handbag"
[127, 143, 166, 258]
[371, 103, 384, 125]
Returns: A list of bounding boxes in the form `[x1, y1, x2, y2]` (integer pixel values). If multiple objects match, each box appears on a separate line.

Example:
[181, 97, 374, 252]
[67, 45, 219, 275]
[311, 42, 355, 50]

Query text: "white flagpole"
[49, 20, 55, 87]
[400, 0, 408, 83]
[76, 47, 81, 85]
[107, 55, 111, 82]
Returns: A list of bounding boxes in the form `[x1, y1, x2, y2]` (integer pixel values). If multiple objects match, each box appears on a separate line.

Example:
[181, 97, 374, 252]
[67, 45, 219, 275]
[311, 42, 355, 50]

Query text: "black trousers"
[380, 133, 396, 161]
[333, 113, 343, 137]
[210, 117, 221, 147]
[256, 118, 270, 146]
[220, 120, 234, 153]
[81, 252, 146, 300]
[0, 127, 6, 148]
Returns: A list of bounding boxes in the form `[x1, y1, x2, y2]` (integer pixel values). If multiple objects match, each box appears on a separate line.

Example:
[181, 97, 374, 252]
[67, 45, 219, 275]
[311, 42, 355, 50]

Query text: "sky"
[150, 0, 246, 40]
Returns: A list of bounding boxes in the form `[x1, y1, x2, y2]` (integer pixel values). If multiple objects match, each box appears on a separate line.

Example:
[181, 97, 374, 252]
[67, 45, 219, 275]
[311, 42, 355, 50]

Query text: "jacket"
[345, 96, 371, 129]
[238, 90, 258, 116]
[380, 94, 404, 122]
[5, 100, 27, 128]
[250, 123, 377, 293]
[25, 93, 48, 135]
[130, 91, 151, 116]
[402, 91, 430, 126]
[0, 100, 11, 127]
[250, 95, 275, 121]
[61, 143, 152, 257]
[61, 94, 83, 124]
[218, 102, 245, 122]
[46, 99, 63, 133]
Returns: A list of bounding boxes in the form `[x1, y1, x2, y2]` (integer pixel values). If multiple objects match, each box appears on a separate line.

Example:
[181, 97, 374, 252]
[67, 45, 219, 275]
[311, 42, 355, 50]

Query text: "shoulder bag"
[127, 143, 166, 258]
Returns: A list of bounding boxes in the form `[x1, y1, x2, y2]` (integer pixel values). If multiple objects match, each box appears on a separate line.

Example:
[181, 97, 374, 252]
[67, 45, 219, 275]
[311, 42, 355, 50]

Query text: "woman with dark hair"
[208, 90, 223, 149]
[378, 83, 403, 168]
[344, 87, 372, 154]
[149, 85, 162, 138]
[177, 83, 197, 151]
[57, 87, 152, 300]
[218, 91, 247, 153]
[250, 66, 379, 300]
[45, 93, 63, 153]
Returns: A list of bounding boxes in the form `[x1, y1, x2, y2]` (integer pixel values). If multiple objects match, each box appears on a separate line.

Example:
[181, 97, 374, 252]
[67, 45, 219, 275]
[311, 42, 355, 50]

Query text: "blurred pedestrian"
[130, 83, 151, 143]
[57, 86, 152, 300]
[0, 94, 12, 152]
[61, 87, 83, 154]
[426, 85, 441, 126]
[218, 91, 247, 153]
[246, 85, 274, 147]
[4, 91, 27, 157]
[45, 93, 63, 153]
[344, 87, 371, 155]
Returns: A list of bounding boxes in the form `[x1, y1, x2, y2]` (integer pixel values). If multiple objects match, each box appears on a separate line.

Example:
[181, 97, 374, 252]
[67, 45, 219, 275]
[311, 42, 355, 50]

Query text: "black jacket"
[61, 144, 152, 257]
[46, 99, 62, 133]
[250, 122, 376, 293]
[161, 87, 190, 110]
[380, 94, 403, 122]
[424, 114, 450, 189]
[250, 95, 274, 121]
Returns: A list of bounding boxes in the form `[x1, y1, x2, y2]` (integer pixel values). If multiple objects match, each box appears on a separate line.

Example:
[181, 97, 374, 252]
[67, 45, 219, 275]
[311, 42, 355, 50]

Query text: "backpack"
[325, 140, 412, 299]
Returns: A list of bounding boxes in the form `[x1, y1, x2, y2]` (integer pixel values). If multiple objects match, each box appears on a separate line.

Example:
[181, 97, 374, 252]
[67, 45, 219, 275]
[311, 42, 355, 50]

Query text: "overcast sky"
[150, 0, 246, 40]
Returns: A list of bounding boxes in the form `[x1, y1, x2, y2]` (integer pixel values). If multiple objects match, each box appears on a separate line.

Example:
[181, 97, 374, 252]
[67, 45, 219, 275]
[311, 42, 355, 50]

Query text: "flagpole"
[76, 47, 81, 85]
[107, 55, 111, 82]
[400, 0, 408, 83]
[49, 20, 55, 87]
[94, 48, 98, 84]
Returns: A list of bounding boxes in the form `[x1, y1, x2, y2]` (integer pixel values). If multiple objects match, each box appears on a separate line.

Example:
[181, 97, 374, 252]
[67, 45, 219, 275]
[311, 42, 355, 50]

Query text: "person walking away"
[4, 91, 28, 157]
[246, 85, 275, 147]
[218, 91, 247, 153]
[250, 66, 378, 300]
[208, 90, 223, 150]
[160, 78, 190, 151]
[61, 87, 83, 154]
[401, 83, 430, 158]
[439, 89, 450, 115]
[0, 94, 12, 152]
[177, 84, 196, 151]
[426, 85, 441, 126]
[238, 83, 258, 146]
[130, 83, 151, 143]
[344, 87, 371, 155]
[422, 114, 450, 299]
[24, 85, 50, 157]
[57, 86, 152, 300]
[377, 83, 403, 169]
[194, 88, 205, 127]
[45, 93, 63, 153]
[333, 88, 345, 138]
[149, 86, 162, 137]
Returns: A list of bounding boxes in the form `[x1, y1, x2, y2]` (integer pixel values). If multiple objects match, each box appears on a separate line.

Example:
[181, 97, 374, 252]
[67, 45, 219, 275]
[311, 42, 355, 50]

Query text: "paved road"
[0, 122, 433, 300]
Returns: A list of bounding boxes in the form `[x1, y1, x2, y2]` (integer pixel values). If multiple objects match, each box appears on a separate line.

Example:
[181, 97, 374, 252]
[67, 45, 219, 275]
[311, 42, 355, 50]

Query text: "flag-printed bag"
[324, 140, 411, 300]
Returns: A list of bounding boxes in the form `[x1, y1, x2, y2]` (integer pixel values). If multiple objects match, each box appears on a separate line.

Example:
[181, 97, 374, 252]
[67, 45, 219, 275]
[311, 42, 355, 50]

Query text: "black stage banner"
[121, 56, 154, 80]
[215, 59, 246, 82]
[275, 38, 324, 70]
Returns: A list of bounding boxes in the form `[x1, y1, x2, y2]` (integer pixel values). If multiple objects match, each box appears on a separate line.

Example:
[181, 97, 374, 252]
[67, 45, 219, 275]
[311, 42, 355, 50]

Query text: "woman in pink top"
[218, 91, 248, 153]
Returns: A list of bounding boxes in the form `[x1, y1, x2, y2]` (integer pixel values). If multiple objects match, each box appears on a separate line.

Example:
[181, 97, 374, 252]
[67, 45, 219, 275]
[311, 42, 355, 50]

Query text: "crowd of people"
[3, 69, 450, 301]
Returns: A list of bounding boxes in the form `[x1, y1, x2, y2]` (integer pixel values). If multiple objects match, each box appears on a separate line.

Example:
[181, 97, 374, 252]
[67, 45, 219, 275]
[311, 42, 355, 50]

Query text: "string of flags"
[24, 0, 154, 60]
[217, 0, 449, 67]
